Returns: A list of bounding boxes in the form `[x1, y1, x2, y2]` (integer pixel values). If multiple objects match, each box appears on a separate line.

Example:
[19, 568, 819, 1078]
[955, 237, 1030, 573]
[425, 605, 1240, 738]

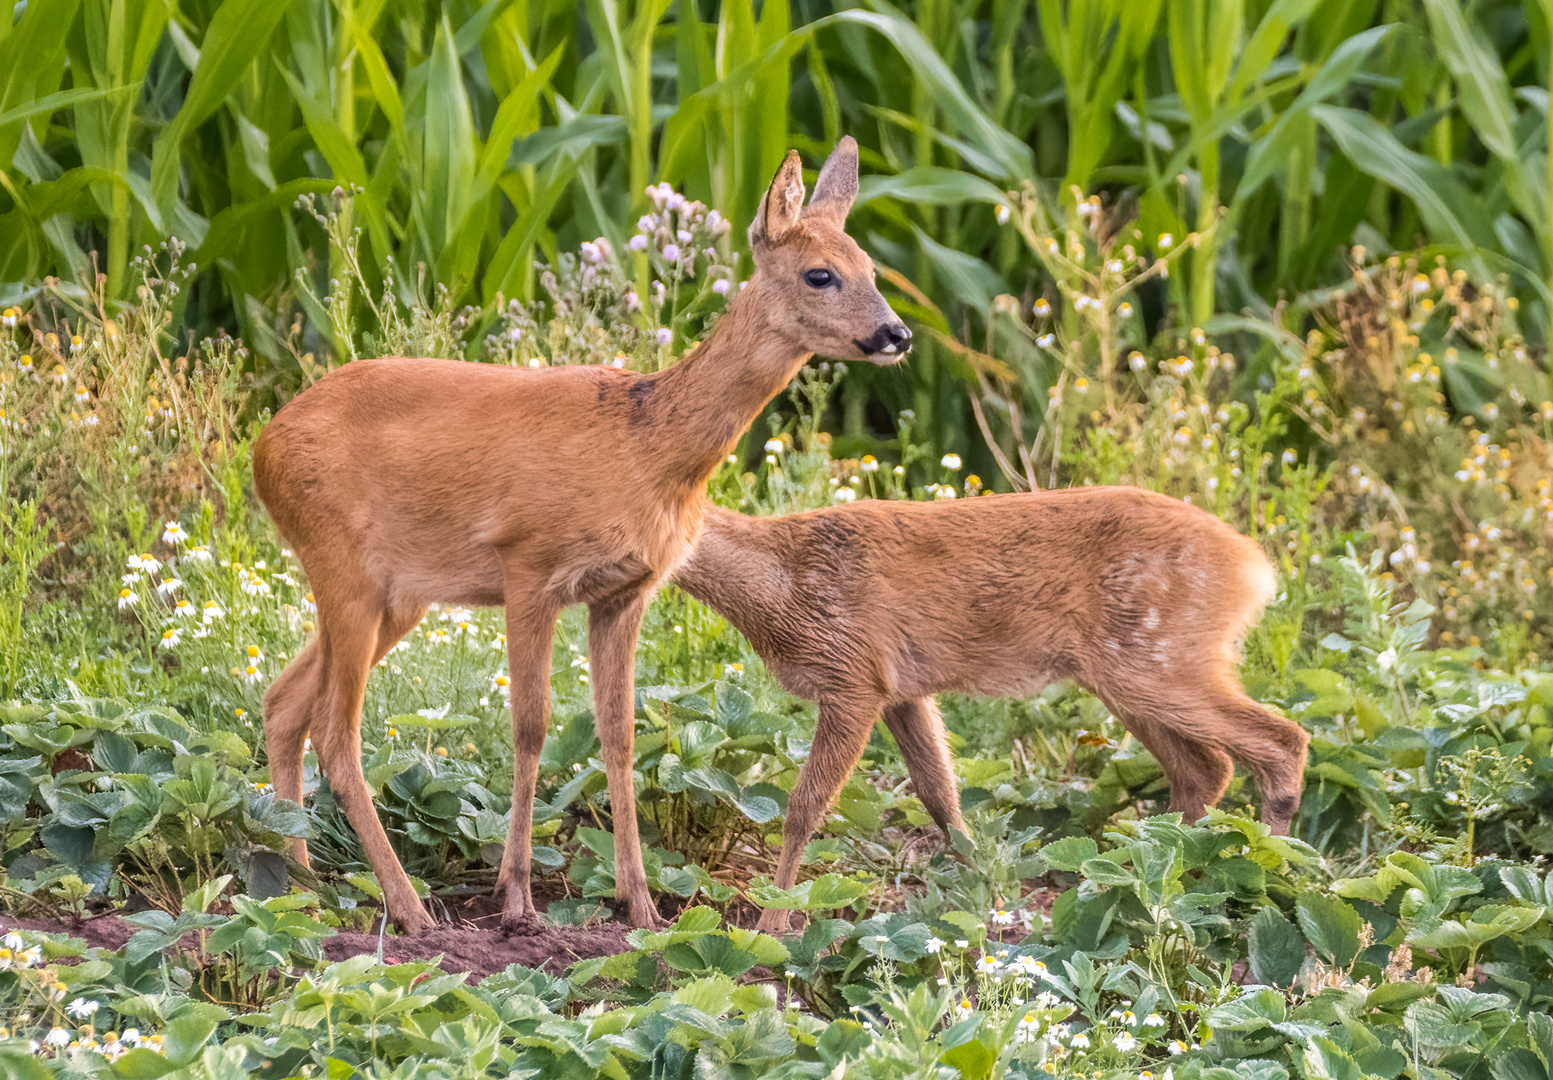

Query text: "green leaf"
[110, 1048, 179, 1079]
[1295, 891, 1363, 968]
[160, 1014, 220, 1067]
[1248, 905, 1306, 987]
[1304, 1035, 1363, 1080]
[939, 1035, 996, 1078]
[149, 0, 298, 227]
[911, 225, 1006, 311]
[1037, 836, 1099, 872]
[1240, 27, 1392, 199]
[1421, 0, 1517, 163]
[748, 872, 871, 913]
[1311, 105, 1495, 255]
[856, 167, 1008, 209]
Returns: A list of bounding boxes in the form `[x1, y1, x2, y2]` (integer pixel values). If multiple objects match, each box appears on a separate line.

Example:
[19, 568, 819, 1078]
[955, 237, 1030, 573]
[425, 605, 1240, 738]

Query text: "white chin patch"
[879, 343, 898, 354]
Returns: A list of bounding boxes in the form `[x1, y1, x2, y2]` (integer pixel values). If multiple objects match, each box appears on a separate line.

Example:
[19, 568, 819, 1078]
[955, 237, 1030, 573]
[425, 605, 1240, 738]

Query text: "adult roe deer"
[252, 138, 911, 932]
[671, 489, 1308, 931]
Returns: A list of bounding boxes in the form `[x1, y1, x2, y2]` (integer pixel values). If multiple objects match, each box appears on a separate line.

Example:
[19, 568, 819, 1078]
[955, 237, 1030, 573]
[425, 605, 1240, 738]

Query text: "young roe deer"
[252, 137, 912, 932]
[671, 489, 1308, 931]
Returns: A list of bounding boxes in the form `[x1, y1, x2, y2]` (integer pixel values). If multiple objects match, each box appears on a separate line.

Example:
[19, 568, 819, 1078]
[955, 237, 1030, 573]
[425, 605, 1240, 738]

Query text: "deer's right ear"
[749, 150, 805, 248]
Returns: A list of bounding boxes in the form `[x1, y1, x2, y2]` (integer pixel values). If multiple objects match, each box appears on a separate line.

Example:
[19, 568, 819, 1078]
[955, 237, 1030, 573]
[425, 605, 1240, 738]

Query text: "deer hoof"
[394, 908, 436, 935]
[500, 910, 544, 937]
[755, 910, 799, 936]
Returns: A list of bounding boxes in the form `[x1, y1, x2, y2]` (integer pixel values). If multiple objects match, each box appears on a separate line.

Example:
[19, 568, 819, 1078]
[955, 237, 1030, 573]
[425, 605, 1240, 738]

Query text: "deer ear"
[806, 135, 858, 224]
[749, 150, 805, 248]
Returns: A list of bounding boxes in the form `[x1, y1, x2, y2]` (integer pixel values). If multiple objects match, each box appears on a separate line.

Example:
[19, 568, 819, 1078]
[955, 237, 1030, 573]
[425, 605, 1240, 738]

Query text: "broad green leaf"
[1248, 905, 1306, 987]
[1295, 891, 1363, 968]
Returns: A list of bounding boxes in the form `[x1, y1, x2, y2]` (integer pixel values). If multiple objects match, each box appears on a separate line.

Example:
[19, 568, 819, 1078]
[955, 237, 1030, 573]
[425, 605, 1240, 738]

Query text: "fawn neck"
[671, 506, 786, 634]
[646, 276, 812, 491]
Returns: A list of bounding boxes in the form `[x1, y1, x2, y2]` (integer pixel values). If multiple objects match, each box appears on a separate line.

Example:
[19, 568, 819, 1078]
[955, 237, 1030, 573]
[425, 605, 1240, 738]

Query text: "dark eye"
[804, 268, 833, 288]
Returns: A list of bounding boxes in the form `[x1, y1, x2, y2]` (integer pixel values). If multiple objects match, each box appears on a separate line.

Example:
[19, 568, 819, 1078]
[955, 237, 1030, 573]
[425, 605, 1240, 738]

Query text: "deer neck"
[644, 276, 811, 491]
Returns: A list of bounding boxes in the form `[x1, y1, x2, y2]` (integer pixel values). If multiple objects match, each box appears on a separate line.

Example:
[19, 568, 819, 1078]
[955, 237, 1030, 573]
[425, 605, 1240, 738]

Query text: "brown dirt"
[0, 901, 636, 980]
[320, 921, 633, 976]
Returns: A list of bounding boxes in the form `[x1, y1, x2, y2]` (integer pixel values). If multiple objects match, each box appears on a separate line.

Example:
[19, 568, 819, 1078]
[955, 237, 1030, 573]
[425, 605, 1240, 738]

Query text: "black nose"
[875, 322, 911, 356]
[853, 321, 913, 357]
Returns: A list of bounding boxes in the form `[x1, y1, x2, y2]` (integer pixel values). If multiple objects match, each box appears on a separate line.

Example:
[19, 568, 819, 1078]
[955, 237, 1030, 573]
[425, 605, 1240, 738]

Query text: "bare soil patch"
[0, 897, 636, 980]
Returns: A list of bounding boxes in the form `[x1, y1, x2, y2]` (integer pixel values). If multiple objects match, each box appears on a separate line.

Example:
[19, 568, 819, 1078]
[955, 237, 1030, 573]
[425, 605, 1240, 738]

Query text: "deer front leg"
[757, 694, 881, 935]
[497, 599, 560, 934]
[882, 697, 966, 843]
[588, 590, 664, 929]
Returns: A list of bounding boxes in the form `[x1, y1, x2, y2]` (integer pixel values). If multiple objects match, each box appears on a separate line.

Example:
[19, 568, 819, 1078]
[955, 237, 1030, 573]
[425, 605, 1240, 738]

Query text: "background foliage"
[3, 0, 1553, 457]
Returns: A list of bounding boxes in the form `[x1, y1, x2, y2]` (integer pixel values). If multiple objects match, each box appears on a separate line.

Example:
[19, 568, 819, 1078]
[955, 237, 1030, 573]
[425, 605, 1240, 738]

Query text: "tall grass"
[1, 0, 1550, 452]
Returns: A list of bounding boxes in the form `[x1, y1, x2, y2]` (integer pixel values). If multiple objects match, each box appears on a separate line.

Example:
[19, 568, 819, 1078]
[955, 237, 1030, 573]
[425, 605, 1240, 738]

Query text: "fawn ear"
[806, 136, 858, 224]
[749, 150, 805, 248]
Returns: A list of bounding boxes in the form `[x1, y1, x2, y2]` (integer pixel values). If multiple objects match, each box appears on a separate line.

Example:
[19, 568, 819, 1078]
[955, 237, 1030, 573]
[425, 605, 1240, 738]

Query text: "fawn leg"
[1093, 688, 1235, 826]
[312, 600, 434, 933]
[587, 590, 664, 929]
[757, 694, 881, 934]
[496, 598, 560, 933]
[881, 698, 965, 841]
[1197, 690, 1310, 835]
[263, 639, 321, 866]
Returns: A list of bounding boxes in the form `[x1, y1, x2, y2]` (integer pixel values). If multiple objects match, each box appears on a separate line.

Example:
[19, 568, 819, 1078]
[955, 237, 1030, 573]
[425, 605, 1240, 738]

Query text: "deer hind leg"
[312, 599, 435, 933]
[263, 639, 322, 866]
[495, 597, 560, 934]
[586, 590, 663, 930]
[264, 607, 424, 871]
[881, 697, 965, 841]
[757, 693, 882, 934]
[1196, 689, 1310, 835]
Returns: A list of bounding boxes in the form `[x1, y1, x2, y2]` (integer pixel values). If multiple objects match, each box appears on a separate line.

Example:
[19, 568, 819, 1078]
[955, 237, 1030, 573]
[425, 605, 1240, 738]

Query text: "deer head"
[747, 137, 911, 363]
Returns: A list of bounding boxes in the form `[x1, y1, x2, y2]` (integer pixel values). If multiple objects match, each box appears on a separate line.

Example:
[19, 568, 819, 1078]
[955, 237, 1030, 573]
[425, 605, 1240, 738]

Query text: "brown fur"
[671, 489, 1308, 932]
[252, 138, 911, 932]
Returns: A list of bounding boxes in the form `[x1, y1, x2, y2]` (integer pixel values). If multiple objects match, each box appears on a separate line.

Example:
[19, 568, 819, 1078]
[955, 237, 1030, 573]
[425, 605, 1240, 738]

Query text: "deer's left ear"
[805, 136, 858, 224]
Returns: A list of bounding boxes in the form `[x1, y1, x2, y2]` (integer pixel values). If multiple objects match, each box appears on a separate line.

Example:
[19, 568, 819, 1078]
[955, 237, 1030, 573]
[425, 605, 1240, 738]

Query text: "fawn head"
[747, 137, 911, 363]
